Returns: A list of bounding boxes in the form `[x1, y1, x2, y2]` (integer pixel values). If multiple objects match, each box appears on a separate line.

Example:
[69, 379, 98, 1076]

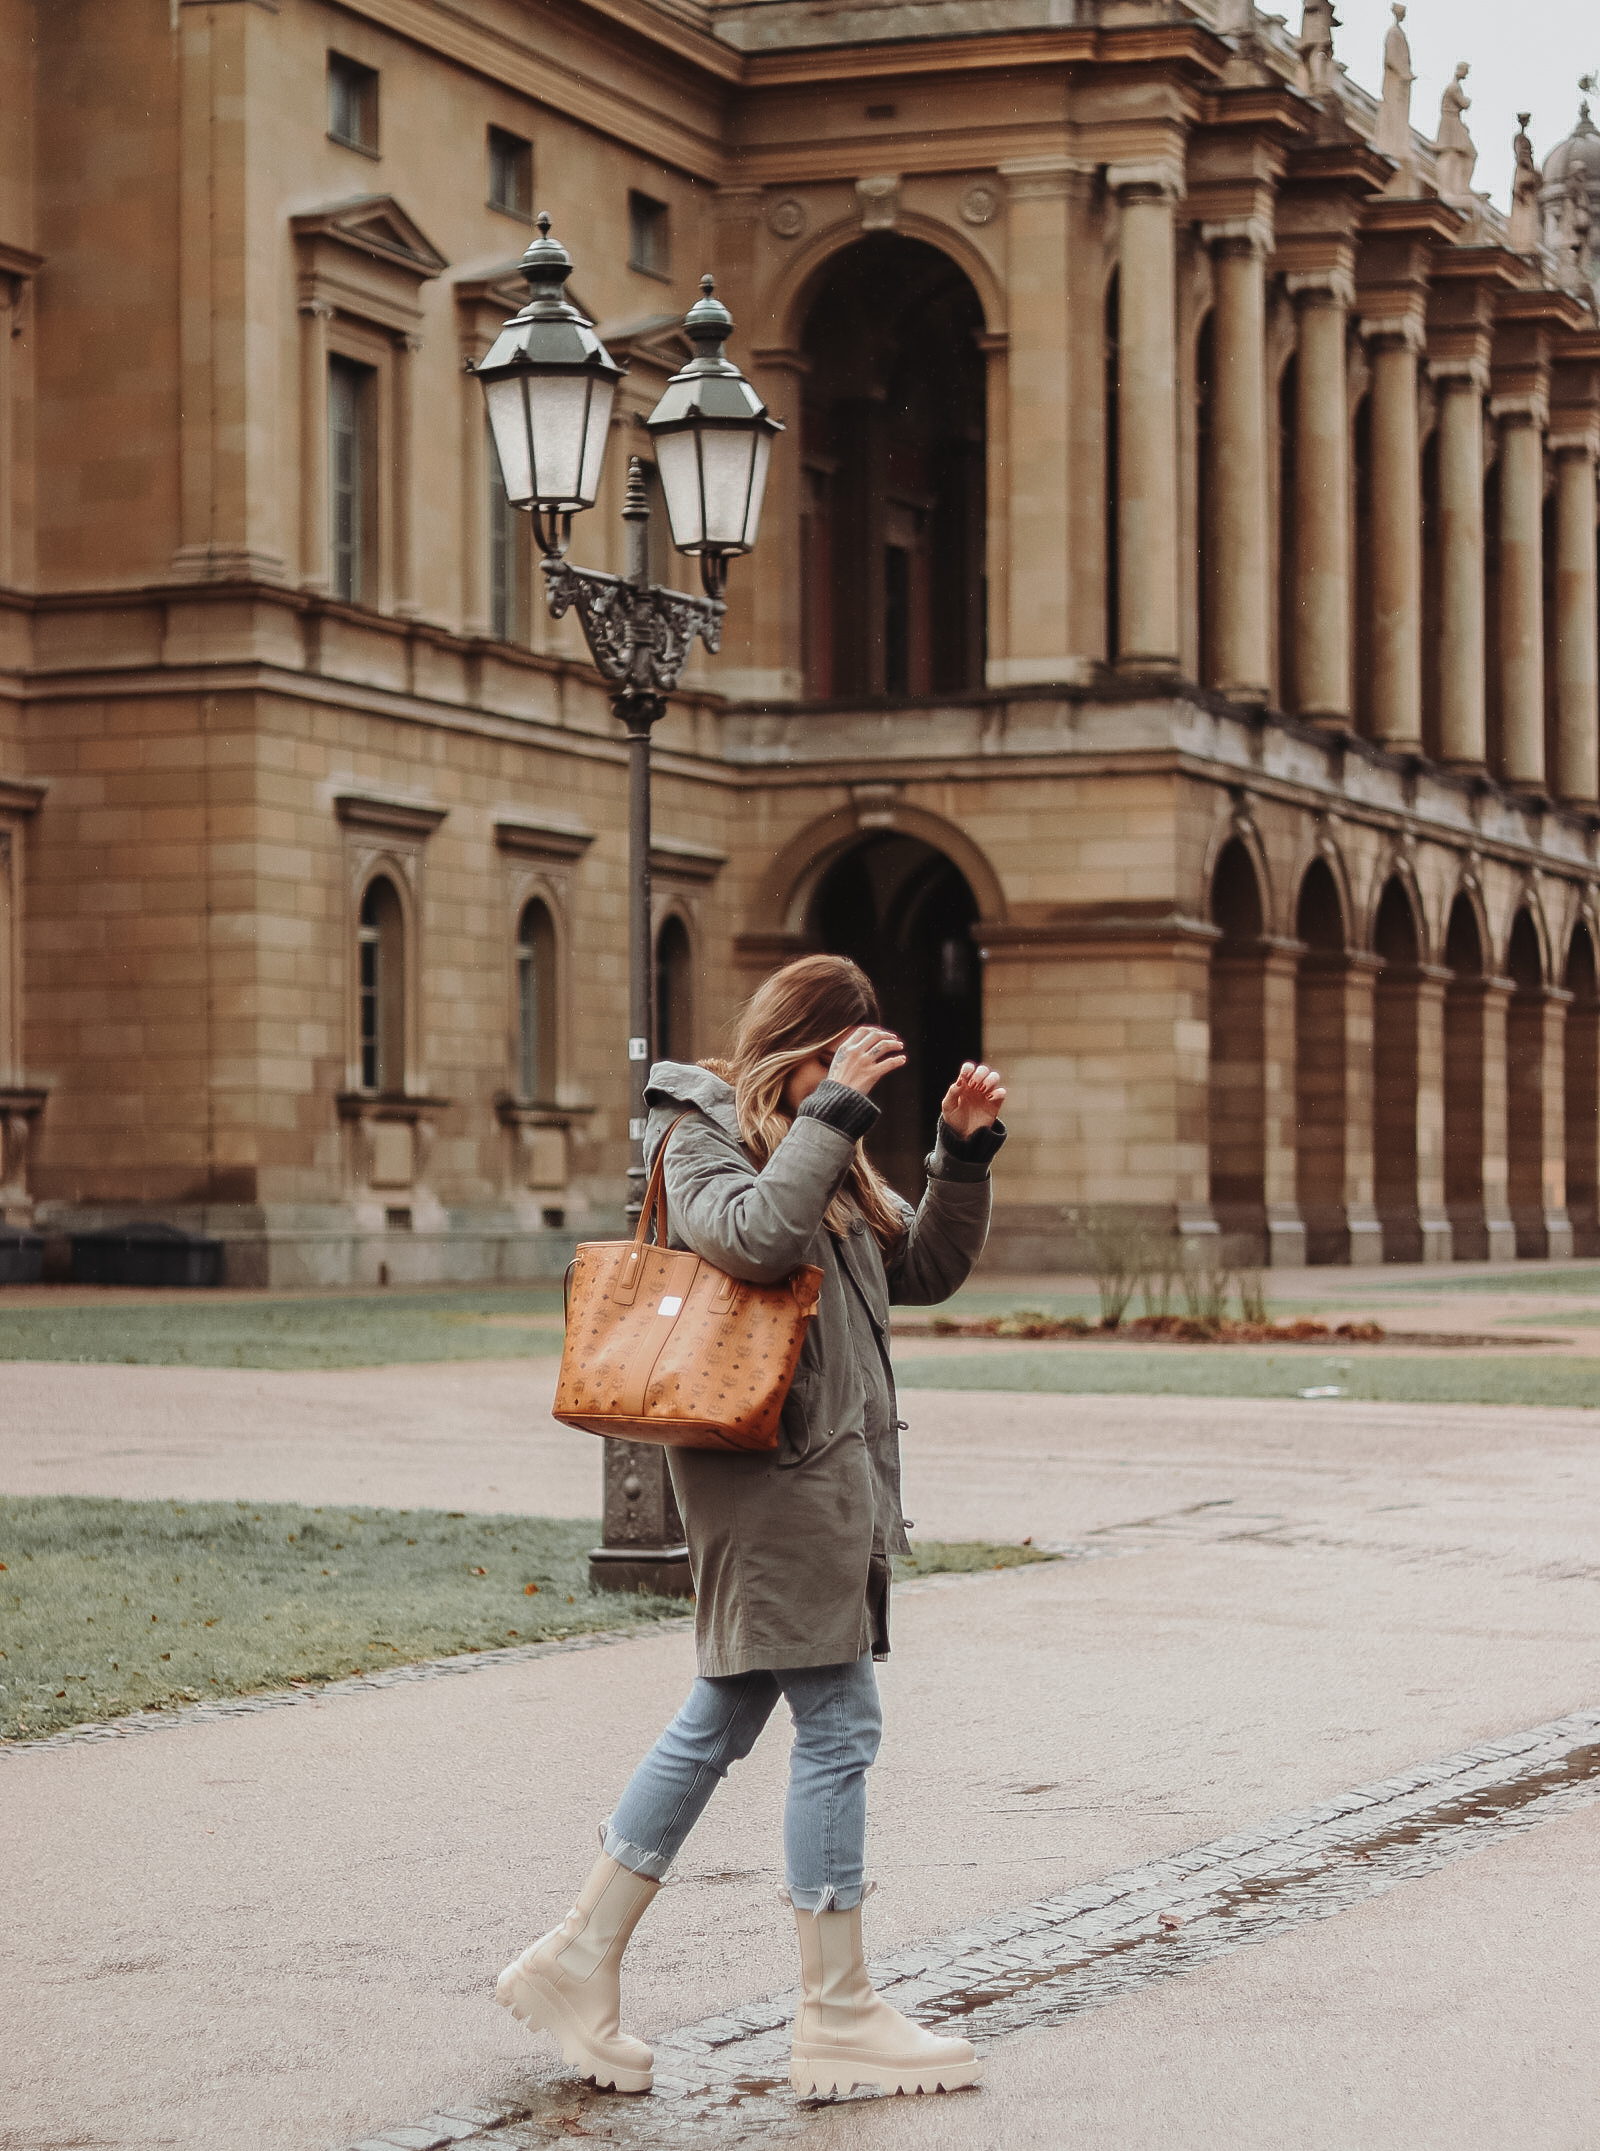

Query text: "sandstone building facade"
[1, 0, 1599, 1278]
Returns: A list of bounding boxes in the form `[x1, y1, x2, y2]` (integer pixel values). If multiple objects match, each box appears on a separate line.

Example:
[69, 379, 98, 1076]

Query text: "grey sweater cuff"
[928, 1116, 1006, 1182]
[798, 1078, 880, 1143]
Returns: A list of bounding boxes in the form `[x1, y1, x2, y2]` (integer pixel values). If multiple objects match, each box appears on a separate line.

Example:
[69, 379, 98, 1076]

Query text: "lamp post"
[474, 216, 781, 1599]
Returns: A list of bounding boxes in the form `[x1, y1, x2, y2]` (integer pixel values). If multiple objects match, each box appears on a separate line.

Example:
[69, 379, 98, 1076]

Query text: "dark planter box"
[0, 1228, 45, 1285]
[70, 1222, 225, 1288]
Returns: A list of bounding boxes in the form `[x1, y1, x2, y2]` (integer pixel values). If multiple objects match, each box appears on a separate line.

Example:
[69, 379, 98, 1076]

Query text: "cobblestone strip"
[343, 1704, 1600, 2151]
[0, 1618, 693, 1757]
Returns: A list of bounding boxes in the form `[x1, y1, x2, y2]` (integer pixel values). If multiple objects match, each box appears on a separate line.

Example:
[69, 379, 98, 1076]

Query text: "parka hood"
[643, 1059, 744, 1162]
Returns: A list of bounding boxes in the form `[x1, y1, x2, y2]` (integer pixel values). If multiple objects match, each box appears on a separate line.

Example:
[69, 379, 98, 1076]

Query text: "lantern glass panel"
[697, 429, 759, 551]
[654, 430, 705, 550]
[577, 381, 614, 507]
[740, 430, 773, 549]
[483, 377, 533, 507]
[525, 373, 594, 506]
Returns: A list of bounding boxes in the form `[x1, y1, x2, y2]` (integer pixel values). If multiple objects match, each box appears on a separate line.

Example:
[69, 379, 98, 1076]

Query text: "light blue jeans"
[602, 1654, 883, 1912]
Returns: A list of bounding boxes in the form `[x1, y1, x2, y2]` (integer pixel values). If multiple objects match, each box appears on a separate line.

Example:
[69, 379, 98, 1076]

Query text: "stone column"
[1365, 322, 1424, 747]
[980, 331, 1012, 683]
[1568, 984, 1600, 1255]
[1444, 972, 1517, 1261]
[1342, 954, 1384, 1263]
[1494, 399, 1549, 789]
[1288, 275, 1353, 723]
[1262, 944, 1306, 1266]
[739, 346, 809, 702]
[992, 163, 1075, 685]
[1415, 965, 1453, 1260]
[1542, 991, 1576, 1258]
[1203, 225, 1271, 701]
[392, 331, 422, 619]
[1480, 976, 1517, 1259]
[1110, 166, 1182, 672]
[298, 298, 334, 593]
[1552, 434, 1600, 803]
[1432, 364, 1489, 767]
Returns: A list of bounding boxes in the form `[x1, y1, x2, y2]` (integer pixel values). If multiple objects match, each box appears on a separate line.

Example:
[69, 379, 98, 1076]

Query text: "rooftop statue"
[1298, 0, 1339, 100]
[1372, 3, 1417, 186]
[1435, 63, 1477, 199]
[1508, 114, 1541, 253]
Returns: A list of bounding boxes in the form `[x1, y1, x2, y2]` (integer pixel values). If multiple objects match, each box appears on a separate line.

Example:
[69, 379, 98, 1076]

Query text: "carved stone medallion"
[959, 181, 1003, 227]
[766, 195, 807, 240]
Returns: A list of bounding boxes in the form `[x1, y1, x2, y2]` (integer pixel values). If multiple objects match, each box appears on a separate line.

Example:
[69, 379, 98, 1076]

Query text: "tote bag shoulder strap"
[612, 1113, 692, 1307]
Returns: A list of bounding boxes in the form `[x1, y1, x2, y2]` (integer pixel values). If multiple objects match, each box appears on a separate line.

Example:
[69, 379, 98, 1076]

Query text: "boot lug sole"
[496, 1962, 654, 2095]
[790, 2055, 982, 2097]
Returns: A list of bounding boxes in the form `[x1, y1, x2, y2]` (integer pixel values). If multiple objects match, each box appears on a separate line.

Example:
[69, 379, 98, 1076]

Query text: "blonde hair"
[704, 954, 906, 1252]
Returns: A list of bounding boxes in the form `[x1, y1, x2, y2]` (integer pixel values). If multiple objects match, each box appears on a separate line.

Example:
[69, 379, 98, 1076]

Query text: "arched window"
[655, 915, 693, 1066]
[358, 876, 404, 1092]
[516, 899, 557, 1101]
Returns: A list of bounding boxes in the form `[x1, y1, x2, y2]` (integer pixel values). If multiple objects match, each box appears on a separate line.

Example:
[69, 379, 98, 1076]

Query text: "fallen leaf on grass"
[525, 1582, 539, 1594]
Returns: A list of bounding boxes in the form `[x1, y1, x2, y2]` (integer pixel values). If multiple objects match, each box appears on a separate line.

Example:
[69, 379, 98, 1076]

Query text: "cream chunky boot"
[496, 1855, 659, 2093]
[788, 1903, 981, 2098]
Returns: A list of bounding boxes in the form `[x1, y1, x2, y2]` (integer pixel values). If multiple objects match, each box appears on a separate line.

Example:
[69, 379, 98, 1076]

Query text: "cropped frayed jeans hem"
[601, 1654, 882, 1913]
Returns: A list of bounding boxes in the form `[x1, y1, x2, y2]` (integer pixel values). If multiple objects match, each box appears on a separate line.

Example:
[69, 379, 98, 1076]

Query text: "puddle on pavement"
[477, 1737, 1600, 2146]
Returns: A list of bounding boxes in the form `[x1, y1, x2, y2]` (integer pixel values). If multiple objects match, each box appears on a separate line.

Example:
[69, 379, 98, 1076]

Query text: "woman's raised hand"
[940, 1061, 1006, 1137]
[828, 1026, 907, 1098]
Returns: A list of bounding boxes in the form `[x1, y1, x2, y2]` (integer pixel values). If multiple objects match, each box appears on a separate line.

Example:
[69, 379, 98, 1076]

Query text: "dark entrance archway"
[798, 237, 987, 701]
[1208, 837, 1268, 1257]
[1506, 908, 1551, 1257]
[808, 834, 982, 1199]
[1294, 859, 1355, 1264]
[1372, 877, 1424, 1261]
[1567, 922, 1600, 1255]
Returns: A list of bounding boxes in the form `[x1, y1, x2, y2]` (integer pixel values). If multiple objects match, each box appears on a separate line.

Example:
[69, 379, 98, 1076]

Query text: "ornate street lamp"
[473, 216, 781, 1600]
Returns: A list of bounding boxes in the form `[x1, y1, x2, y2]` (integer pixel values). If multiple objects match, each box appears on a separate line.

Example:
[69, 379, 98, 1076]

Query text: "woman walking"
[498, 954, 1006, 2100]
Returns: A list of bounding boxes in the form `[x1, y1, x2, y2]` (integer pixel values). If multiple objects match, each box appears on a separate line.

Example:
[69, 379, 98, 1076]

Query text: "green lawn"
[892, 1349, 1599, 1408]
[0, 1497, 679, 1740]
[0, 1289, 566, 1370]
[0, 1496, 1048, 1742]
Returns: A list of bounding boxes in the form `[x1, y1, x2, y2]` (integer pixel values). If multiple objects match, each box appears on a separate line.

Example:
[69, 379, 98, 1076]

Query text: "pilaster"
[1549, 372, 1600, 804]
[1201, 221, 1272, 701]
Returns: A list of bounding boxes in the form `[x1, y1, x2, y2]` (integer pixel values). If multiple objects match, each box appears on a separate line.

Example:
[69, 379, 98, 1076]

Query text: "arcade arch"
[1207, 837, 1268, 1253]
[807, 831, 982, 1199]
[1506, 906, 1552, 1255]
[1566, 920, 1600, 1254]
[1294, 858, 1358, 1264]
[797, 237, 987, 700]
[1372, 876, 1427, 1261]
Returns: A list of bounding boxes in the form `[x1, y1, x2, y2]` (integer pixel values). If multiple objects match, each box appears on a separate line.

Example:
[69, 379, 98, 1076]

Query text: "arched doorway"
[1372, 878, 1424, 1260]
[1567, 921, 1600, 1255]
[809, 833, 982, 1199]
[654, 914, 693, 1066]
[1295, 859, 1362, 1263]
[798, 237, 986, 700]
[1443, 893, 1505, 1260]
[1506, 908, 1551, 1256]
[1208, 838, 1268, 1258]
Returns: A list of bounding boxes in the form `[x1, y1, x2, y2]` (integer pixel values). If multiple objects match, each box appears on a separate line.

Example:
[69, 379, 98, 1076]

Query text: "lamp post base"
[587, 1543, 694, 1599]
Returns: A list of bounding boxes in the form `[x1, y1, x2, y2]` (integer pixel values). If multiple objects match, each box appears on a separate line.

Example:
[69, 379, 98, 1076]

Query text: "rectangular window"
[488, 420, 524, 641]
[328, 53, 379, 154]
[628, 191, 670, 278]
[488, 127, 533, 220]
[329, 356, 373, 606]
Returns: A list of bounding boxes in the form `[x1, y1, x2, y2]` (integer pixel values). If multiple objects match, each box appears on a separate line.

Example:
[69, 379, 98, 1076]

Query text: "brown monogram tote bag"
[552, 1116, 824, 1452]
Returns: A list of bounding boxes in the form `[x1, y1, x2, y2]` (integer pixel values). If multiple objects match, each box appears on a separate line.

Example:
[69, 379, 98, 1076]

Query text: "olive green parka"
[642, 1061, 1000, 1677]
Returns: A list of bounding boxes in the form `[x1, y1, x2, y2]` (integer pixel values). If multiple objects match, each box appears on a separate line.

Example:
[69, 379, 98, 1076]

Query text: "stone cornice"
[333, 790, 450, 839]
[493, 813, 597, 863]
[0, 776, 47, 816]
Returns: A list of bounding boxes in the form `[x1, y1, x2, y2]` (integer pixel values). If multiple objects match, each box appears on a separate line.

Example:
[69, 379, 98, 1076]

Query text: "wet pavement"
[342, 1710, 1600, 2150]
[6, 1325, 1600, 2149]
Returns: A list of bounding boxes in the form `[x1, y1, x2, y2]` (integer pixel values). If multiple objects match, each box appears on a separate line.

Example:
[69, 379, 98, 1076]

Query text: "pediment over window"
[596, 310, 694, 378]
[293, 195, 448, 333]
[456, 259, 602, 358]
